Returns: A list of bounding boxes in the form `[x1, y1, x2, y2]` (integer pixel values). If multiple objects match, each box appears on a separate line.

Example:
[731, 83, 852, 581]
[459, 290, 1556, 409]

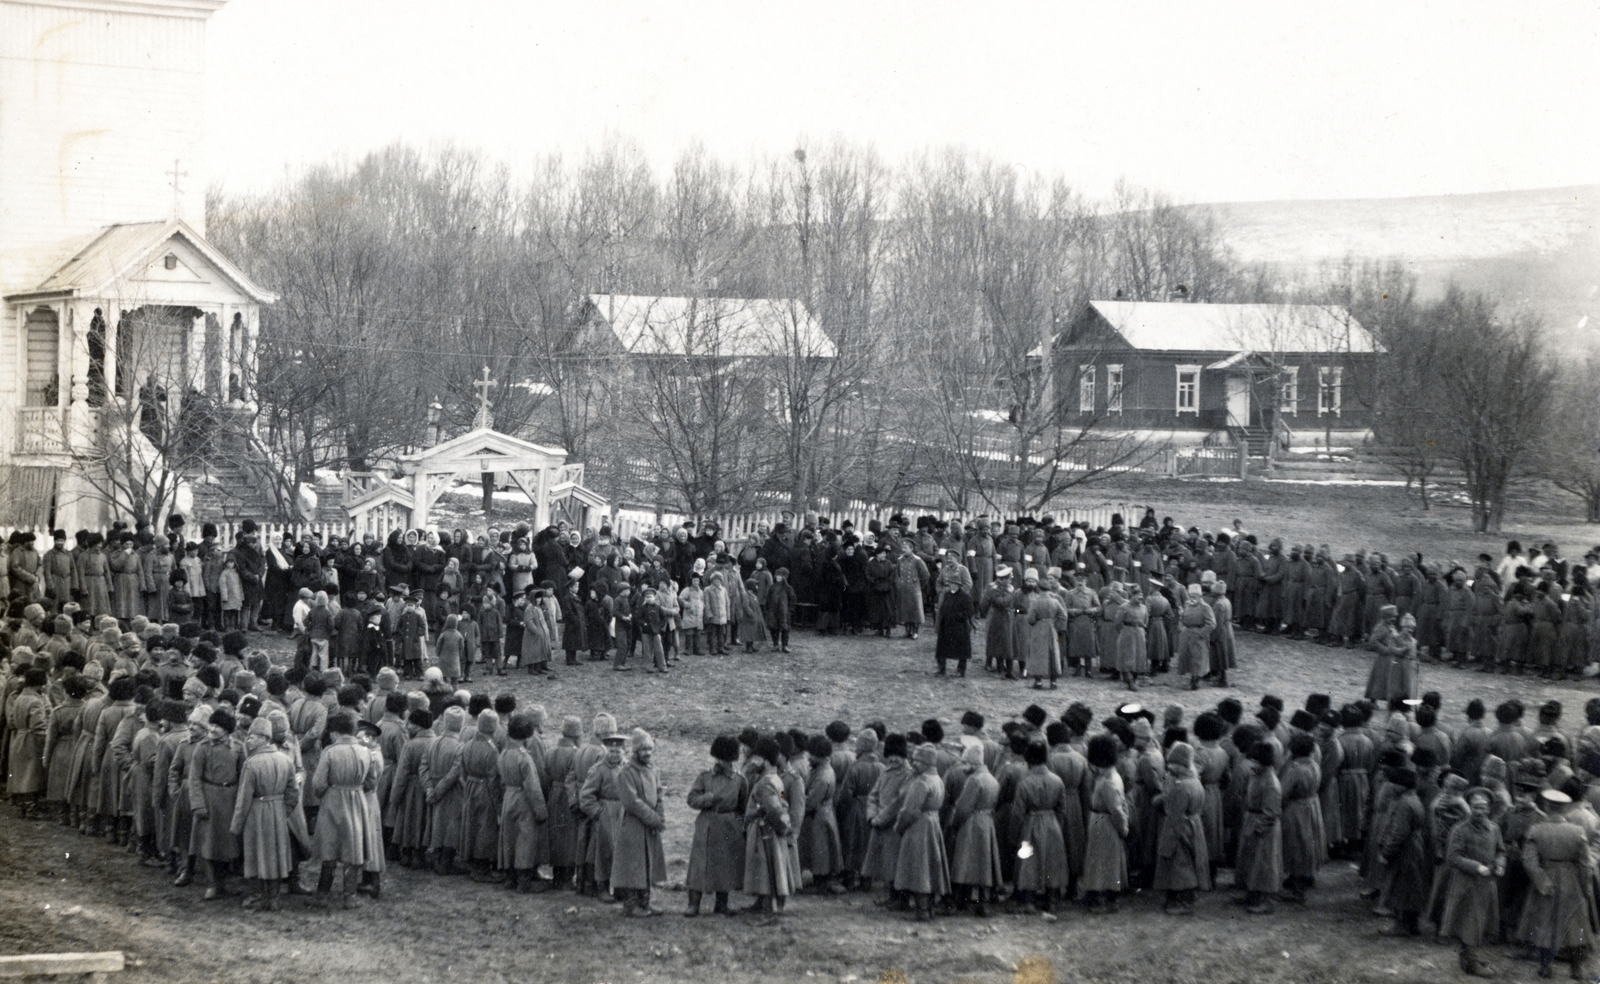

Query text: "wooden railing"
[15, 407, 71, 455]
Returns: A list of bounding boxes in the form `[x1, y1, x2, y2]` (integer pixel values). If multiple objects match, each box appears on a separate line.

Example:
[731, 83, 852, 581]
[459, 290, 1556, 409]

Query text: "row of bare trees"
[208, 143, 1244, 516]
[207, 141, 1582, 530]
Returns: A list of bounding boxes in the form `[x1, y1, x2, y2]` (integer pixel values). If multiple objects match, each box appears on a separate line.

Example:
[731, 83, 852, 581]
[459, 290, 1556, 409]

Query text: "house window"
[1078, 365, 1095, 414]
[1318, 366, 1342, 416]
[1279, 366, 1298, 415]
[1107, 364, 1123, 414]
[1175, 365, 1199, 414]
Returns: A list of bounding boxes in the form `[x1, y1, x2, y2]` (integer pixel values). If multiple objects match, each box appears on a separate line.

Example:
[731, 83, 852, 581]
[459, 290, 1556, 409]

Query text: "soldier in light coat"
[611, 728, 667, 917]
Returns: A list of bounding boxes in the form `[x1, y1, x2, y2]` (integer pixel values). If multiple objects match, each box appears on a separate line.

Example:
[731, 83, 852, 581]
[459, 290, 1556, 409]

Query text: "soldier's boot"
[203, 860, 229, 900]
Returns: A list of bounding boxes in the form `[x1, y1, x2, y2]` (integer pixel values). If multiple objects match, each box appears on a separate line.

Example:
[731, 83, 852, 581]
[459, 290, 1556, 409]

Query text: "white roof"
[1083, 300, 1378, 354]
[586, 294, 836, 358]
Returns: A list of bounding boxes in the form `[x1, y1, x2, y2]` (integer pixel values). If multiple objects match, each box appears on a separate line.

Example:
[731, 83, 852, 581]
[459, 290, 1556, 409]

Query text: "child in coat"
[219, 557, 245, 630]
[765, 568, 797, 653]
[679, 575, 706, 655]
[457, 606, 481, 682]
[477, 588, 505, 675]
[434, 613, 465, 685]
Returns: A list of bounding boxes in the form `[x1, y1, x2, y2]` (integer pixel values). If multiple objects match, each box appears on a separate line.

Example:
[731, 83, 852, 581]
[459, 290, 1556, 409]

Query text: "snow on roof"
[586, 294, 836, 358]
[12, 220, 276, 304]
[1083, 300, 1378, 354]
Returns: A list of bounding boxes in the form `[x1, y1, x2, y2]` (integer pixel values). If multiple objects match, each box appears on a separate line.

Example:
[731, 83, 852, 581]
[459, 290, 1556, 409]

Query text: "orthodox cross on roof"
[472, 366, 496, 430]
[166, 159, 189, 220]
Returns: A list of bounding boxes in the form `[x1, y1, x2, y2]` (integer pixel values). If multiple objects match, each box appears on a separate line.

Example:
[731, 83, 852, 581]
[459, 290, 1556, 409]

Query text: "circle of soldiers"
[7, 617, 1600, 981]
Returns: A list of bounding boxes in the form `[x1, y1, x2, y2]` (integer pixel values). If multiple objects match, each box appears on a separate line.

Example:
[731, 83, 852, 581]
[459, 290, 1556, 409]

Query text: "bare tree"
[1543, 354, 1600, 522]
[1430, 287, 1554, 532]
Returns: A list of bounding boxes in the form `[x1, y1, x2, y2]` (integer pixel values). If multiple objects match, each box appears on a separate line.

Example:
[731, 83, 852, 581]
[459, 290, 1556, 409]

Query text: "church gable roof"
[7, 220, 276, 304]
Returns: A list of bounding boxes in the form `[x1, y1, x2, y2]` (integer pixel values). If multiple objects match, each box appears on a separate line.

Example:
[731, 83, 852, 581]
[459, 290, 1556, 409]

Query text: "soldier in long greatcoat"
[1081, 734, 1130, 911]
[496, 713, 549, 892]
[188, 708, 245, 900]
[424, 706, 467, 874]
[685, 735, 747, 916]
[1151, 742, 1210, 914]
[577, 733, 627, 898]
[1011, 742, 1070, 911]
[231, 716, 298, 910]
[542, 716, 582, 889]
[892, 743, 950, 921]
[1236, 742, 1282, 914]
[948, 741, 1002, 915]
[611, 729, 667, 917]
[742, 737, 792, 924]
[862, 734, 911, 898]
[311, 711, 376, 908]
[386, 709, 435, 869]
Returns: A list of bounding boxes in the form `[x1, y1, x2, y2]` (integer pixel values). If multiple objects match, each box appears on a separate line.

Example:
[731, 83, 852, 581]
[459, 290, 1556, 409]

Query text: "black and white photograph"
[2, 2, 1599, 981]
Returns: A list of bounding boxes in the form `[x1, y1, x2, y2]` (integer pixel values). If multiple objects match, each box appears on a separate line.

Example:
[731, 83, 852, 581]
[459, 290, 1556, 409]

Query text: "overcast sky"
[204, 0, 1600, 205]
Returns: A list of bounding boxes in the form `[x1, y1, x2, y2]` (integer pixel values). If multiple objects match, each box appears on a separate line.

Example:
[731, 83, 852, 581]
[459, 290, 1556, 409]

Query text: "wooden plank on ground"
[0, 951, 124, 977]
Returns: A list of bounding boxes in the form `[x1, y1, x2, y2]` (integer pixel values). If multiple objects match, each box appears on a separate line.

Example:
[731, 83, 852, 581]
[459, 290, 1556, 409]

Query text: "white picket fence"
[3, 499, 1143, 548]
[611, 500, 1139, 545]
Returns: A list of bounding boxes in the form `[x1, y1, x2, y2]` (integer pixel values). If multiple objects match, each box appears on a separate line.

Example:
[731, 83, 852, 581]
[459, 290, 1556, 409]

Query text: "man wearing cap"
[188, 707, 245, 900]
[1436, 786, 1505, 977]
[312, 711, 377, 908]
[1519, 788, 1595, 978]
[542, 716, 583, 890]
[894, 742, 950, 922]
[165, 704, 209, 885]
[577, 732, 627, 900]
[979, 567, 1016, 676]
[231, 715, 297, 911]
[611, 728, 666, 916]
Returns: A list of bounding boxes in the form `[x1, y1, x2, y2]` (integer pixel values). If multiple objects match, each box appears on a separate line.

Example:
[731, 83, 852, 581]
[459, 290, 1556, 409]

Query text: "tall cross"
[166, 159, 189, 220]
[472, 366, 496, 429]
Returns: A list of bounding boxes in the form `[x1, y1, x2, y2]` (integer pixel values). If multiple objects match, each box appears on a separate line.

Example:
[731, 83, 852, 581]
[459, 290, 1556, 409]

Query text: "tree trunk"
[481, 471, 495, 516]
[1418, 473, 1430, 511]
[1588, 492, 1600, 524]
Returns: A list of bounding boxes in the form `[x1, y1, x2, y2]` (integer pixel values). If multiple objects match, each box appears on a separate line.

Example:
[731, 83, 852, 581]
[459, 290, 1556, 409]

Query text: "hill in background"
[1203, 185, 1600, 346]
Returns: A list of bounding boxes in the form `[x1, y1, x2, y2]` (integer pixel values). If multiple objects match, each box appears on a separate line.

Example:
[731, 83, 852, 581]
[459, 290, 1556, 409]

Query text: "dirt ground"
[4, 487, 1597, 984]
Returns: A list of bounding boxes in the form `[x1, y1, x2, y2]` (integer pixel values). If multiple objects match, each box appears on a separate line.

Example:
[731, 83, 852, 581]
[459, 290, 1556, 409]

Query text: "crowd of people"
[2, 508, 1595, 701]
[6, 612, 1600, 979]
[5, 506, 1600, 978]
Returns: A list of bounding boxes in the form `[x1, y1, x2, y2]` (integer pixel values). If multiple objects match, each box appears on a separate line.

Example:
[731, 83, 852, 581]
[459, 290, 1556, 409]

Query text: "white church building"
[0, 0, 272, 531]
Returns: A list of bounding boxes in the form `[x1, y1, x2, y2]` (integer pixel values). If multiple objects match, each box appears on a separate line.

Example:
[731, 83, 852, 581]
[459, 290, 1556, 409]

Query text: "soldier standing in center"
[188, 707, 245, 901]
[231, 716, 297, 911]
[611, 728, 667, 917]
[685, 735, 746, 917]
[496, 712, 548, 892]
